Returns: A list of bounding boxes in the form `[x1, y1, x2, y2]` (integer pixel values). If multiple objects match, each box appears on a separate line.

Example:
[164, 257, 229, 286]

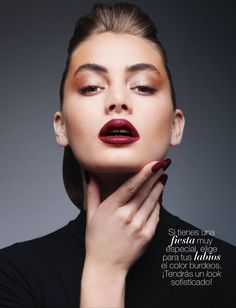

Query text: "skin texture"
[54, 32, 185, 202]
[53, 32, 185, 307]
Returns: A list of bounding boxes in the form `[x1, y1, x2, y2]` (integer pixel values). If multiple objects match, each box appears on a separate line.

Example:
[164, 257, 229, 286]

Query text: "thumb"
[82, 169, 101, 221]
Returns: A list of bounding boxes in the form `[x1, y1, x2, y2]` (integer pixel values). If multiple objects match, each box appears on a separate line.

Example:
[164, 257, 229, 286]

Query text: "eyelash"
[79, 84, 157, 95]
[131, 85, 157, 94]
[79, 85, 103, 94]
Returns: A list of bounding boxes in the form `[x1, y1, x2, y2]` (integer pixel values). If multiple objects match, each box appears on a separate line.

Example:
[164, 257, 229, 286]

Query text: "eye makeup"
[71, 69, 162, 96]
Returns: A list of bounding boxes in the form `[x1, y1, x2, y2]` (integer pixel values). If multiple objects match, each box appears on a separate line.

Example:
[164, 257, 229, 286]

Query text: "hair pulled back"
[61, 1, 177, 210]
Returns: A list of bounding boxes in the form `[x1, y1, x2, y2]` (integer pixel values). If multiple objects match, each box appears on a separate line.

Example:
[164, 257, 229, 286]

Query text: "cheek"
[142, 108, 172, 158]
[64, 102, 100, 142]
[146, 116, 170, 143]
[139, 103, 172, 138]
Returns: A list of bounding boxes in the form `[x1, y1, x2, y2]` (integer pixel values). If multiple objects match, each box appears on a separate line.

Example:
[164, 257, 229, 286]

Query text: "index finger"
[101, 160, 164, 211]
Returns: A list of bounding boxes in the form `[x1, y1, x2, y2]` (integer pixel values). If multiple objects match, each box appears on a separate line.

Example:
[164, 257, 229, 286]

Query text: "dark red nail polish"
[151, 161, 164, 173]
[162, 158, 172, 171]
[85, 170, 91, 184]
[159, 174, 168, 185]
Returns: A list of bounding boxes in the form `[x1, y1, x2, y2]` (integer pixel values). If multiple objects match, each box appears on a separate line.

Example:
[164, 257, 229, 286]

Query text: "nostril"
[109, 104, 116, 110]
[109, 104, 128, 110]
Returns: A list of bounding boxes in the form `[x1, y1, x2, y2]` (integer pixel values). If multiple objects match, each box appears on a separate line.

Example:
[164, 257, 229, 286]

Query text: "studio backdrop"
[0, 0, 235, 249]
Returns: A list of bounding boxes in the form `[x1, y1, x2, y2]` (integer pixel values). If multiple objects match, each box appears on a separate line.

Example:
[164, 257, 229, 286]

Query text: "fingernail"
[159, 174, 168, 185]
[84, 170, 91, 184]
[162, 158, 172, 171]
[159, 191, 163, 205]
[151, 160, 164, 173]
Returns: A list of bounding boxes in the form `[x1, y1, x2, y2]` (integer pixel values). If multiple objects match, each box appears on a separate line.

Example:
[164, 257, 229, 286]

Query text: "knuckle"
[116, 199, 126, 207]
[118, 207, 133, 224]
[141, 230, 152, 242]
[124, 211, 133, 224]
[131, 220, 143, 232]
[127, 181, 138, 194]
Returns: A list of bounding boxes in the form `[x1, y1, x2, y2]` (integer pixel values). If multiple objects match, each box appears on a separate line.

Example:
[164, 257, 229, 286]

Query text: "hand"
[81, 160, 170, 275]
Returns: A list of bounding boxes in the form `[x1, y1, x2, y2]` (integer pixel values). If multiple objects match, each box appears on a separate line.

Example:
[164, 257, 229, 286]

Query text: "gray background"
[0, 0, 235, 248]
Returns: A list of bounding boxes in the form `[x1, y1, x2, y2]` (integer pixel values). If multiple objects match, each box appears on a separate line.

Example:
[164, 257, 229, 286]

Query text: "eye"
[79, 85, 105, 95]
[131, 85, 157, 94]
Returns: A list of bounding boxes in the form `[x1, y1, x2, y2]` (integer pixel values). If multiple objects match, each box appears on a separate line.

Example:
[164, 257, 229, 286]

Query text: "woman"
[0, 2, 235, 308]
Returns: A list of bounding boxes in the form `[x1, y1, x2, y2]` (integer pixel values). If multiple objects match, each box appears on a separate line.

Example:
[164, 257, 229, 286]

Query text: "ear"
[53, 111, 69, 147]
[170, 108, 185, 147]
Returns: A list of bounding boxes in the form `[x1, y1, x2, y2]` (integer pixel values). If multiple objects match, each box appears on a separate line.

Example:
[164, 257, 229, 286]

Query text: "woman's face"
[54, 32, 184, 174]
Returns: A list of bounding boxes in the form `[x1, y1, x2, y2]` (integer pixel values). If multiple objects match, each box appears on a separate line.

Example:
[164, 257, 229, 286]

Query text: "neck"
[92, 171, 134, 202]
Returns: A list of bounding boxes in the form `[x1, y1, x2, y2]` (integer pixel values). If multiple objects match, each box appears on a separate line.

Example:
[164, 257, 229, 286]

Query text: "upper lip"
[99, 119, 139, 137]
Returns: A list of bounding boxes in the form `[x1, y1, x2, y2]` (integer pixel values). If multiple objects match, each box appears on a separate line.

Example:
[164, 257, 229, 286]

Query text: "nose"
[105, 86, 132, 114]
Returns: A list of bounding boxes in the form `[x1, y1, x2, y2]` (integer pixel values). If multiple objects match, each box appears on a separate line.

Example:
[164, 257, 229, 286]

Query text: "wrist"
[81, 260, 126, 308]
[83, 258, 128, 279]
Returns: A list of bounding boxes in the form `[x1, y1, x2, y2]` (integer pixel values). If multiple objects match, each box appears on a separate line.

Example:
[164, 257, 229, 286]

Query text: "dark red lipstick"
[98, 118, 140, 144]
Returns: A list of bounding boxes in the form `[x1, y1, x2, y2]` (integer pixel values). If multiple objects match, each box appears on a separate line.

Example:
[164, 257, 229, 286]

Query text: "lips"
[98, 118, 140, 144]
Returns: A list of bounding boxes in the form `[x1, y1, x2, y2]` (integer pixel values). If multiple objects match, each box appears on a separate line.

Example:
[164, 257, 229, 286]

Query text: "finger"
[81, 168, 101, 221]
[101, 160, 163, 211]
[132, 176, 165, 227]
[124, 167, 165, 214]
[141, 202, 161, 242]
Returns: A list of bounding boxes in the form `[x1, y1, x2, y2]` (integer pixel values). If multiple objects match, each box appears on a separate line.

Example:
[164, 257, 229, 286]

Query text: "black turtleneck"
[0, 205, 235, 307]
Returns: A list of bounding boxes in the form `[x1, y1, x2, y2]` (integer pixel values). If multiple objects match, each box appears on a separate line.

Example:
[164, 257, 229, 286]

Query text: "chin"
[84, 158, 148, 174]
[78, 148, 163, 173]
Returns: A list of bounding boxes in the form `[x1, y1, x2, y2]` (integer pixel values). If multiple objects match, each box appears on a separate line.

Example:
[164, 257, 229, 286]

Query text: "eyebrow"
[73, 62, 161, 77]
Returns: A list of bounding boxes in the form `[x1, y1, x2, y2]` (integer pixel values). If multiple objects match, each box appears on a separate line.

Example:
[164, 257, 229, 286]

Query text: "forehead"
[69, 32, 165, 75]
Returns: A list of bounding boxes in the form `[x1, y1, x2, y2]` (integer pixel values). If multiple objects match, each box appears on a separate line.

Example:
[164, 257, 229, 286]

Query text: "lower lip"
[99, 136, 140, 144]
